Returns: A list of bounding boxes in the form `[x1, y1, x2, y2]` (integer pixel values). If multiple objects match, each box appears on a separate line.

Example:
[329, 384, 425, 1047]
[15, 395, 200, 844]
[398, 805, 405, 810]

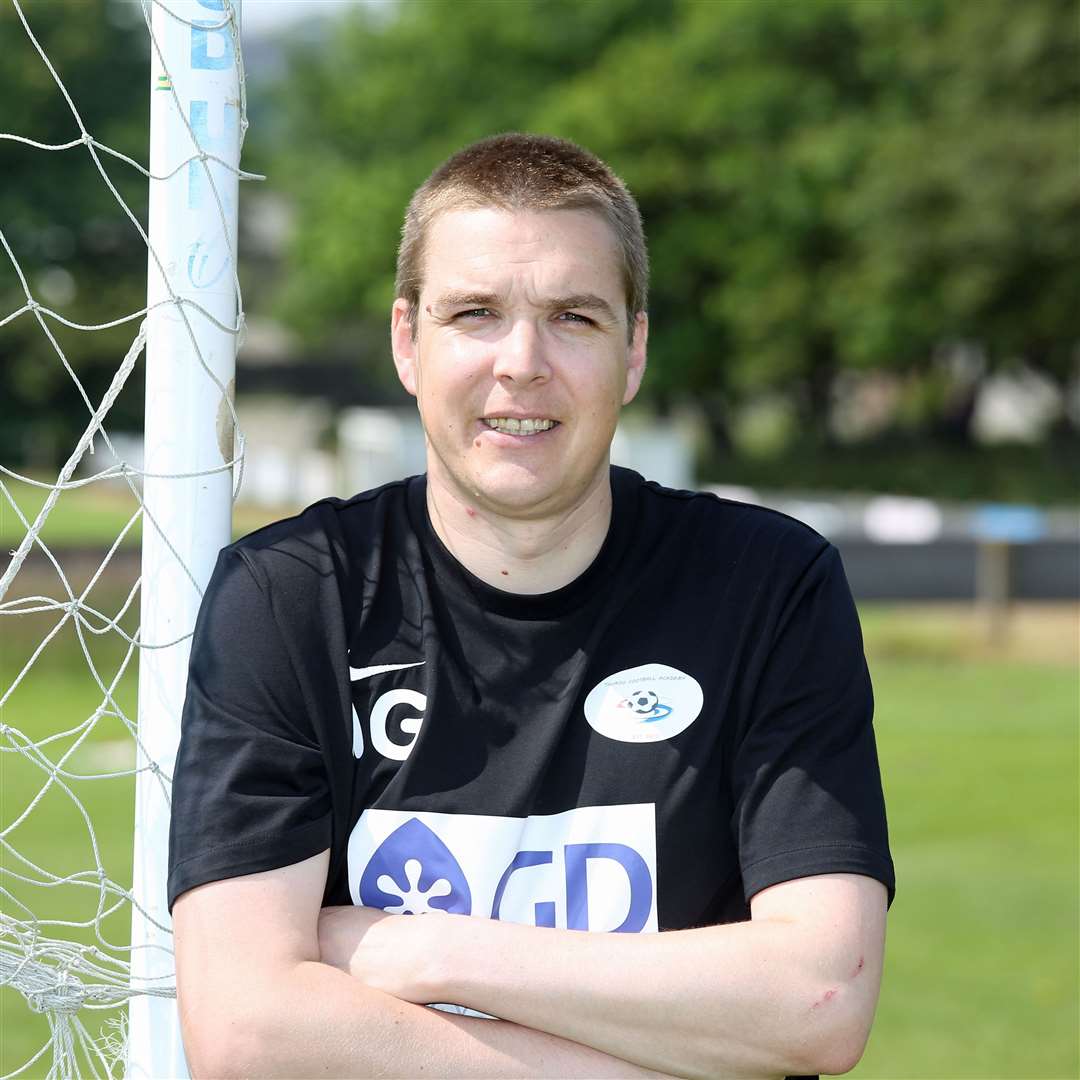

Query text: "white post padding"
[128, 2, 241, 1077]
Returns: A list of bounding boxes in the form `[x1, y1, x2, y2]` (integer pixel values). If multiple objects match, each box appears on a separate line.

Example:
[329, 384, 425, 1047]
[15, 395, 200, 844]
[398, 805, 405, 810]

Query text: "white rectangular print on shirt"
[347, 804, 658, 934]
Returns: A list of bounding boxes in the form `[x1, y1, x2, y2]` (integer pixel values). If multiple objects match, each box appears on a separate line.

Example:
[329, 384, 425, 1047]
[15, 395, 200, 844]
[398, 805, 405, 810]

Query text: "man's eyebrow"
[428, 290, 620, 322]
[429, 290, 502, 311]
[543, 294, 619, 322]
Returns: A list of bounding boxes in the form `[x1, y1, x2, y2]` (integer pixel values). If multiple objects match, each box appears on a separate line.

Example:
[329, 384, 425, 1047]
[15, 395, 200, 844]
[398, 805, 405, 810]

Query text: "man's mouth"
[482, 418, 559, 436]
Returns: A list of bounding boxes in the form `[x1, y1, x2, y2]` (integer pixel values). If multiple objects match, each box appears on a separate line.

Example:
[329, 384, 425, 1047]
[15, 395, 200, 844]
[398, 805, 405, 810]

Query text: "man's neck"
[425, 467, 613, 595]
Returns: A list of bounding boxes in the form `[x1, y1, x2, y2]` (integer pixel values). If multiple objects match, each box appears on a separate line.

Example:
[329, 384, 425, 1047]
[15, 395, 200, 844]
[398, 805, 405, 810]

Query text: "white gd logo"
[347, 804, 658, 934]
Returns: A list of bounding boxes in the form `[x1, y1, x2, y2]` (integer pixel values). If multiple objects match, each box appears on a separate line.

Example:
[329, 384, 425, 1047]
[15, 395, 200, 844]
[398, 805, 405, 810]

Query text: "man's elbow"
[804, 1026, 872, 1077]
[687, 993, 875, 1080]
[180, 994, 275, 1079]
[785, 987, 878, 1077]
[184, 1033, 247, 1080]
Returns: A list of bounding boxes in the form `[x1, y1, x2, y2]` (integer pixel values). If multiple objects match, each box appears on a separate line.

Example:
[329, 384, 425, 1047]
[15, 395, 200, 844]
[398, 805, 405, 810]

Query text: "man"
[169, 133, 894, 1079]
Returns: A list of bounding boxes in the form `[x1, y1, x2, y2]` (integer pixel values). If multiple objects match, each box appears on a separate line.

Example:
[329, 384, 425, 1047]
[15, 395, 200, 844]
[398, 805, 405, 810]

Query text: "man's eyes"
[452, 309, 594, 325]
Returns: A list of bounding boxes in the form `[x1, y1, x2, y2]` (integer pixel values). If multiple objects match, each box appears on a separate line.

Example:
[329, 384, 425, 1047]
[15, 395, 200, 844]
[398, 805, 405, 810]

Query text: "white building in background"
[339, 408, 426, 495]
[235, 397, 336, 507]
[972, 367, 1064, 444]
[610, 414, 696, 491]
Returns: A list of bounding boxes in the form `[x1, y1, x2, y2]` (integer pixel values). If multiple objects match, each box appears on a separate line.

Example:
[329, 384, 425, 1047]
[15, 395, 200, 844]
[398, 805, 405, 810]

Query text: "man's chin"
[426, 450, 609, 521]
[467, 477, 567, 519]
[463, 464, 595, 519]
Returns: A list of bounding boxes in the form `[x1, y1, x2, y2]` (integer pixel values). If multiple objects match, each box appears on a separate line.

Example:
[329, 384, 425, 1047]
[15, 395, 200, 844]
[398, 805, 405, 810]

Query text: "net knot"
[80, 132, 93, 146]
[27, 972, 87, 1016]
[26, 299, 41, 312]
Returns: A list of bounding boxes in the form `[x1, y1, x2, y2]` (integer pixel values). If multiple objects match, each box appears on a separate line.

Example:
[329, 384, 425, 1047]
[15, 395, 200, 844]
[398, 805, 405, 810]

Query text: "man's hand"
[317, 903, 443, 1003]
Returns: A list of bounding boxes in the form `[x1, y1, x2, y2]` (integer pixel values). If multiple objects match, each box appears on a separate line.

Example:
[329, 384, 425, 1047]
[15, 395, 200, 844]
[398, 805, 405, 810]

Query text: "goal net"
[0, 1, 253, 1075]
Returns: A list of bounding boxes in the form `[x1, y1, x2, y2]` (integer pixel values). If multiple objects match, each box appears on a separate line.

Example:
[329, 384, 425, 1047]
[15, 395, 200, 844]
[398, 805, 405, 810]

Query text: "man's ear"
[390, 297, 418, 397]
[622, 311, 648, 406]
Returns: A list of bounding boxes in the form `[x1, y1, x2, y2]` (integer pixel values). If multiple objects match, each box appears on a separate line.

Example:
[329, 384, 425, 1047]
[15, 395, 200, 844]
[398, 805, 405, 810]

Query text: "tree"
[833, 0, 1078, 426]
[258, 0, 1078, 462]
[254, 0, 673, 377]
[0, 0, 149, 467]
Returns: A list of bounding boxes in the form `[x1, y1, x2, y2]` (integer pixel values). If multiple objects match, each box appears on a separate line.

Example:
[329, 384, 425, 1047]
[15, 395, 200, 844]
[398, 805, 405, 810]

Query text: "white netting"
[0, 1, 257, 1075]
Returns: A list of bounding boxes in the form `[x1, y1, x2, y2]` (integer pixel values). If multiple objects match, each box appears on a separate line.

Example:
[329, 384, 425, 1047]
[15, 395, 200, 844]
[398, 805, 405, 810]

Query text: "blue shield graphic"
[358, 818, 472, 915]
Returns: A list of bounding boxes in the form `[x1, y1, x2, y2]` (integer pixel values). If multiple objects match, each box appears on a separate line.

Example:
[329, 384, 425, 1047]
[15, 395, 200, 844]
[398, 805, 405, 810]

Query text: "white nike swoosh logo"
[349, 661, 425, 682]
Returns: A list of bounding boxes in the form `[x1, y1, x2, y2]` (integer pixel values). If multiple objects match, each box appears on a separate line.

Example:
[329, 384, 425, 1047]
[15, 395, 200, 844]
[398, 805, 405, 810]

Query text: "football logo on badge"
[584, 664, 703, 743]
[618, 689, 672, 722]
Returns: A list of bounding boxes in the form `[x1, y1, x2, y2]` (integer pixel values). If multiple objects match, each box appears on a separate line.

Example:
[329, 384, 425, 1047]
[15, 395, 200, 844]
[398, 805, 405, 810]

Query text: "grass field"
[2, 575, 1077, 1077]
[0, 473, 292, 551]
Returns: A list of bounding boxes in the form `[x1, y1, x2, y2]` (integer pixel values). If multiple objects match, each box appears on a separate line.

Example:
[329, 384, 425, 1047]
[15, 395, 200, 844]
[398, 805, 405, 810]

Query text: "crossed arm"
[174, 849, 886, 1079]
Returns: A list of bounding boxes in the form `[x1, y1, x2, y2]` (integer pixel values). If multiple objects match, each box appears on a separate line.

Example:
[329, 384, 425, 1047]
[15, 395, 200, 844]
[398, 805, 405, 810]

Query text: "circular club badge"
[583, 663, 704, 743]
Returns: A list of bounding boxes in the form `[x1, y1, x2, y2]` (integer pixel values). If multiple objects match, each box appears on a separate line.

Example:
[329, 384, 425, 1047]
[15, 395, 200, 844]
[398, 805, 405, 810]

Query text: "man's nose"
[491, 318, 551, 384]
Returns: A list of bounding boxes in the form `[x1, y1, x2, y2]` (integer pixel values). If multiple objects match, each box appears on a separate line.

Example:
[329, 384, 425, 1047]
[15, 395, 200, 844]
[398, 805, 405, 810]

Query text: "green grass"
[852, 656, 1078, 1078]
[0, 473, 297, 550]
[2, 587, 1077, 1078]
[1, 591, 138, 1079]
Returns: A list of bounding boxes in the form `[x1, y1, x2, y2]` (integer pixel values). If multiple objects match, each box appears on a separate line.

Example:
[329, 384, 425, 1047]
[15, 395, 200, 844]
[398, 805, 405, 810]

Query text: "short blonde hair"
[395, 133, 648, 338]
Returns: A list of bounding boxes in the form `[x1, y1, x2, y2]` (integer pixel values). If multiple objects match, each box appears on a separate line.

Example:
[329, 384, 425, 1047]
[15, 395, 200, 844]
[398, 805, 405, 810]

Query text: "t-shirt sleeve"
[732, 542, 895, 905]
[167, 547, 333, 911]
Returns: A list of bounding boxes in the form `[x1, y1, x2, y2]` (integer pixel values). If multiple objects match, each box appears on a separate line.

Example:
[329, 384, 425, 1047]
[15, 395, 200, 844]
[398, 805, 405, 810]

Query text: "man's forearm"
[187, 954, 673, 1079]
[428, 915, 868, 1079]
[320, 875, 887, 1080]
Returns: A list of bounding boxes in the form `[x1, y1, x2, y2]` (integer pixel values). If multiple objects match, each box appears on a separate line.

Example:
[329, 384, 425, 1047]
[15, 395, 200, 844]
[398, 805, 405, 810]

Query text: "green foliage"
[257, 0, 673, 339]
[261, 0, 1078, 454]
[0, 0, 150, 465]
[703, 434, 1080, 504]
[832, 0, 1078, 379]
[4, 0, 1077, 493]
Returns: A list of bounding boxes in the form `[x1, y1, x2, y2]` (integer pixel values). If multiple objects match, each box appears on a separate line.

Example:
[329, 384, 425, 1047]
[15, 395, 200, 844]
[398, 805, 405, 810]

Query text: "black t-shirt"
[169, 463, 893, 940]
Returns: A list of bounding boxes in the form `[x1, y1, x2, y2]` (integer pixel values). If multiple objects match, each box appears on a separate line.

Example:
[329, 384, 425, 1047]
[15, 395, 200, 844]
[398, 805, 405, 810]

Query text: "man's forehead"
[421, 206, 624, 300]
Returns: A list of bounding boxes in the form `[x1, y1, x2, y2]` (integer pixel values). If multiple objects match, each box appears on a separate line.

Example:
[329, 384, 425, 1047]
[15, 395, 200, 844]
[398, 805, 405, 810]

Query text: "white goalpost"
[0, 1, 251, 1076]
[129, 1, 244, 1076]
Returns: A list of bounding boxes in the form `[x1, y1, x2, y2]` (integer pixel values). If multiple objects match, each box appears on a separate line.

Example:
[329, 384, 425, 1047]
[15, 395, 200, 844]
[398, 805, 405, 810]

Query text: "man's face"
[391, 207, 647, 520]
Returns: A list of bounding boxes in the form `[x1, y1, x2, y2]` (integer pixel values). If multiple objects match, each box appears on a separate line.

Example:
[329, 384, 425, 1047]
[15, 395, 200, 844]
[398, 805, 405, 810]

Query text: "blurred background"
[1, 0, 1077, 1076]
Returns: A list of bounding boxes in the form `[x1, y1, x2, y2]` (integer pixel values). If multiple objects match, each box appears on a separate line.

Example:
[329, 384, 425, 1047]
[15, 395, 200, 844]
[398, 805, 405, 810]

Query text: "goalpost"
[0, 1, 251, 1075]
[130, 1, 245, 1076]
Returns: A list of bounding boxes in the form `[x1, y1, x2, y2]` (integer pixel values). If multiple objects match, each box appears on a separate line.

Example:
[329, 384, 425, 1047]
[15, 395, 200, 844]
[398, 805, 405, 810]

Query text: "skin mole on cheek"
[852, 955, 865, 978]
[500, 570, 509, 576]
